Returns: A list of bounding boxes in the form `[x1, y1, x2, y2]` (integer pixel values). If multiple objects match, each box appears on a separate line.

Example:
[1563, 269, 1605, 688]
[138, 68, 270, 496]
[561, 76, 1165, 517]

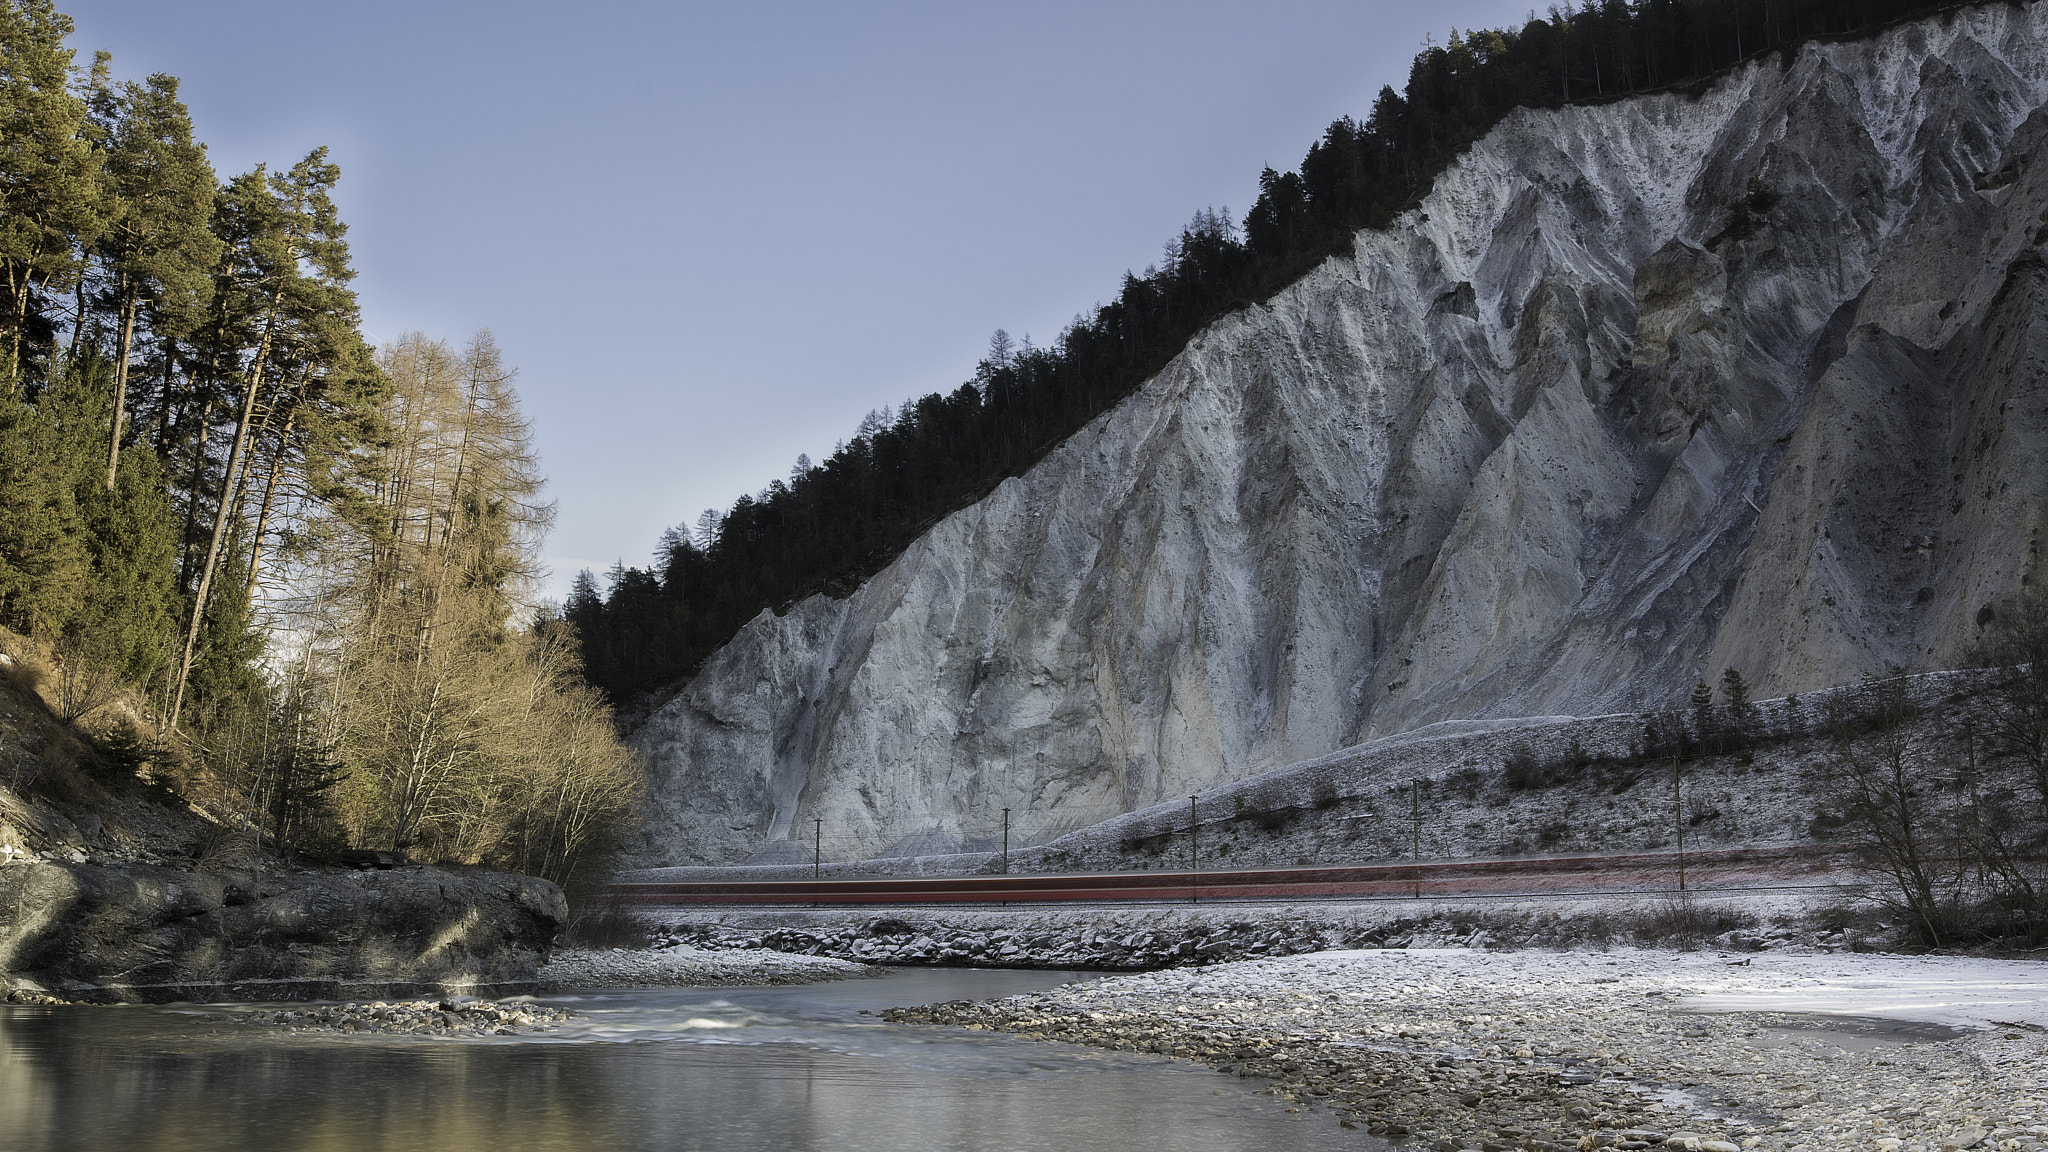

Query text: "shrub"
[565, 900, 655, 949]
[1629, 898, 1755, 951]
[1502, 744, 1546, 790]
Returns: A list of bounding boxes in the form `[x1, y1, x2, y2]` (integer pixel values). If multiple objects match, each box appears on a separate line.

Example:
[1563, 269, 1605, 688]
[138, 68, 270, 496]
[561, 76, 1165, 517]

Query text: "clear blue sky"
[61, 0, 1532, 602]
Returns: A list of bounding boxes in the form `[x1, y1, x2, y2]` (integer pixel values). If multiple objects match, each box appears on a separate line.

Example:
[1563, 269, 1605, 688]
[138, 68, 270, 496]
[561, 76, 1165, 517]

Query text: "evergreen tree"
[33, 353, 177, 683]
[0, 0, 103, 386]
[94, 71, 219, 490]
[87, 443, 179, 675]
[1690, 679, 1715, 711]
[171, 148, 360, 730]
[0, 387, 84, 635]
[1719, 667, 1751, 711]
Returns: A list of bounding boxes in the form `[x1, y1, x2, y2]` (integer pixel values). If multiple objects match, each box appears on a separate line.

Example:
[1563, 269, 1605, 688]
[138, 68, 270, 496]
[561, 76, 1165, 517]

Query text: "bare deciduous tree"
[275, 330, 638, 884]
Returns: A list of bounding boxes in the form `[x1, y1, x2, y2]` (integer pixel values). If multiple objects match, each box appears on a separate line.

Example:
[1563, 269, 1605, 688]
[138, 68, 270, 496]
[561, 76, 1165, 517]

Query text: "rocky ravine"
[635, 3, 2048, 866]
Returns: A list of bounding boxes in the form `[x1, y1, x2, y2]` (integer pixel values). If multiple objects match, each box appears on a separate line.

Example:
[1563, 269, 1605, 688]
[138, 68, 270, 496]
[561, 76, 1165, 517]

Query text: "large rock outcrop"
[0, 861, 566, 1002]
[635, 4, 2048, 865]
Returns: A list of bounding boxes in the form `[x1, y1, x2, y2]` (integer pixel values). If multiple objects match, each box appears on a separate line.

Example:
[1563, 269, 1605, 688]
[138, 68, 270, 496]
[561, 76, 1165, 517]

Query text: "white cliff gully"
[634, 5, 2048, 865]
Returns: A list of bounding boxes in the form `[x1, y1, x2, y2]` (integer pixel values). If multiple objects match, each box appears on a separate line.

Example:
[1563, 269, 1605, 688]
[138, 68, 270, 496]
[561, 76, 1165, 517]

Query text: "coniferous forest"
[569, 0, 1966, 709]
[0, 0, 638, 885]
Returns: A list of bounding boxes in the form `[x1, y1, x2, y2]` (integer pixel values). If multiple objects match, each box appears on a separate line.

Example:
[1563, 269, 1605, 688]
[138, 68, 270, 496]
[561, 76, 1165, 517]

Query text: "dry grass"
[565, 900, 657, 949]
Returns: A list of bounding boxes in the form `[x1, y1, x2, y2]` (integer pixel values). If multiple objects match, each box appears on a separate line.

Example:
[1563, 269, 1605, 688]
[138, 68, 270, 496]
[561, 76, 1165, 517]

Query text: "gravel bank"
[884, 948, 2048, 1152]
[230, 998, 578, 1037]
[652, 896, 1855, 971]
[539, 942, 876, 989]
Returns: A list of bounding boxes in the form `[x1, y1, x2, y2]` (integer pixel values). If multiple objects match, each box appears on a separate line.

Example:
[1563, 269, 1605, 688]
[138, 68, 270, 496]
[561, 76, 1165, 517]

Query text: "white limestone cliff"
[634, 4, 2048, 864]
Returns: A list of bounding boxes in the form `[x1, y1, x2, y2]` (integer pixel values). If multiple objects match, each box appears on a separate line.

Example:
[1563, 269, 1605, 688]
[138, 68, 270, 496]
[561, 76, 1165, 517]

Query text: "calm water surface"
[0, 968, 1381, 1152]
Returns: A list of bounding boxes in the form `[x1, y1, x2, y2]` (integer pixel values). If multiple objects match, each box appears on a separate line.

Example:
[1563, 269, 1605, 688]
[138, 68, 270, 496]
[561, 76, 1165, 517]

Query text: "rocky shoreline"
[649, 898, 1854, 971]
[883, 948, 2048, 1152]
[0, 860, 565, 1004]
[227, 998, 580, 1037]
[537, 942, 876, 989]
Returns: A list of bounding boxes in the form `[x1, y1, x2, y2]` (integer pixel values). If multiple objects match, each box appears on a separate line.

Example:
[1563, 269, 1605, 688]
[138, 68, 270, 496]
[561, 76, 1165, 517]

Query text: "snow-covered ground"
[1672, 950, 2048, 1030]
[1234, 947, 2048, 1031]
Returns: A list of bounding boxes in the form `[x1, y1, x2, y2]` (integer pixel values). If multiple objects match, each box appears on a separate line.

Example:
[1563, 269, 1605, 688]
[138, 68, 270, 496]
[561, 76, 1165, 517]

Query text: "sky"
[59, 0, 1534, 603]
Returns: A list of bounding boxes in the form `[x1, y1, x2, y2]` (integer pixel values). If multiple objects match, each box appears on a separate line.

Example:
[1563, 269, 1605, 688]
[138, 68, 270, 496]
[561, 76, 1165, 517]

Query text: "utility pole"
[1964, 720, 1985, 890]
[812, 817, 824, 909]
[1673, 757, 1686, 893]
[1411, 780, 1422, 899]
[1189, 796, 1200, 904]
[1001, 807, 1011, 875]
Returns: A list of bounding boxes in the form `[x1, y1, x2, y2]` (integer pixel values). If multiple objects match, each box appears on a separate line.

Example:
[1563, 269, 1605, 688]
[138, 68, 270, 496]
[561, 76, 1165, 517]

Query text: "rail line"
[606, 844, 1854, 907]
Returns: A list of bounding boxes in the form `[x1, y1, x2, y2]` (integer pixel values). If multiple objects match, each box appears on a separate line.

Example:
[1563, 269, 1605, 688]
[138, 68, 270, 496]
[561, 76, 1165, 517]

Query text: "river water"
[0, 969, 1379, 1152]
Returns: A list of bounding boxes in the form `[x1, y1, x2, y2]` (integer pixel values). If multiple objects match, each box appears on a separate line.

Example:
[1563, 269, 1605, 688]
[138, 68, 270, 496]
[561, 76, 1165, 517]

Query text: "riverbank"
[885, 947, 2048, 1151]
[538, 942, 876, 988]
[0, 860, 566, 1003]
[643, 890, 1867, 970]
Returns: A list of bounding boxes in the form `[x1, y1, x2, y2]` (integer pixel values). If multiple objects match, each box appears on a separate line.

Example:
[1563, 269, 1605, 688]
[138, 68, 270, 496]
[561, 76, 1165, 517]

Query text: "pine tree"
[1719, 667, 1751, 712]
[10, 351, 179, 714]
[95, 71, 219, 490]
[0, 388, 84, 635]
[0, 0, 104, 386]
[79, 433, 179, 679]
[171, 149, 360, 731]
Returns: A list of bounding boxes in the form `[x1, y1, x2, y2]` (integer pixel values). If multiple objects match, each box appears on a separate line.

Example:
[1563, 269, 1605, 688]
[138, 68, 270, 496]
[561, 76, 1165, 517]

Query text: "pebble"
[658, 905, 1863, 973]
[883, 948, 2048, 1152]
[232, 998, 577, 1037]
[539, 942, 877, 989]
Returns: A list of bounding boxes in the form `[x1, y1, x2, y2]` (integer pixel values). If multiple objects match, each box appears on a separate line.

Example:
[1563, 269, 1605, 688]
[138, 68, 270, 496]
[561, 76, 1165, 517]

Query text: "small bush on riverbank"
[564, 901, 656, 949]
[1626, 898, 1758, 951]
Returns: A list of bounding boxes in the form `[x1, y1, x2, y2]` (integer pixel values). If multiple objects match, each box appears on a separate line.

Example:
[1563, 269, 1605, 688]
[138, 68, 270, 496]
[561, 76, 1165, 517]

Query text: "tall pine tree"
[171, 148, 360, 730]
[94, 72, 219, 490]
[0, 0, 102, 387]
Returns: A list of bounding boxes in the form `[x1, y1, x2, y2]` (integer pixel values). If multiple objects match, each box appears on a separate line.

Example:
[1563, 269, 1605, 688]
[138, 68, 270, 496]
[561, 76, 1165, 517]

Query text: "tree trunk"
[6, 273, 28, 387]
[169, 292, 283, 731]
[243, 411, 295, 594]
[154, 352, 177, 454]
[105, 292, 139, 490]
[67, 273, 87, 365]
[176, 397, 214, 594]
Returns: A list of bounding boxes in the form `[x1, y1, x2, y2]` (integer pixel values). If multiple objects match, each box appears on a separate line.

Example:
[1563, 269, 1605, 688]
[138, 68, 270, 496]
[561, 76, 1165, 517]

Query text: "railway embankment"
[645, 890, 1864, 972]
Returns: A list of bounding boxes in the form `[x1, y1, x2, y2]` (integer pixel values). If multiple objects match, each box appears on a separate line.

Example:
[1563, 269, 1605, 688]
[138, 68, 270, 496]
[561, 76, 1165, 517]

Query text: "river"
[0, 969, 1381, 1151]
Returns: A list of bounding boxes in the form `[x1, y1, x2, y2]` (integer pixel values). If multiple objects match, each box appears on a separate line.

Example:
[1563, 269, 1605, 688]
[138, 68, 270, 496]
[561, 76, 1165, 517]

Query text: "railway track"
[606, 843, 1854, 907]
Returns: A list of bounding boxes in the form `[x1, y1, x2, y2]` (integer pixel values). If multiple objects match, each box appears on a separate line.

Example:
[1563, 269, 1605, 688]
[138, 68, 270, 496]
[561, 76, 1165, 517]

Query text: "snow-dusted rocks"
[887, 948, 2048, 1150]
[636, 5, 2048, 865]
[537, 941, 873, 988]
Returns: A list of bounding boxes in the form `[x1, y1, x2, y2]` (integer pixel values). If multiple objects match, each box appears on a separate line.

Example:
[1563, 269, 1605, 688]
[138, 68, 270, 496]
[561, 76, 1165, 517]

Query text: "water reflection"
[0, 969, 1379, 1152]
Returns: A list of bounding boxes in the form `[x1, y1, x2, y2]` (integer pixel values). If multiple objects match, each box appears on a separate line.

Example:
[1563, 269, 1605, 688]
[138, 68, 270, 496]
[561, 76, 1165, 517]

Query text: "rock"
[627, 4, 2048, 865]
[0, 860, 565, 1002]
[1945, 1130, 1991, 1151]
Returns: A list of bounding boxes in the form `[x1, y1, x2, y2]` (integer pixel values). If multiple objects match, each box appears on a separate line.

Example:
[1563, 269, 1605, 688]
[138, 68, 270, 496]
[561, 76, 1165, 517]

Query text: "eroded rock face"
[636, 5, 2048, 865]
[0, 862, 566, 1002]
